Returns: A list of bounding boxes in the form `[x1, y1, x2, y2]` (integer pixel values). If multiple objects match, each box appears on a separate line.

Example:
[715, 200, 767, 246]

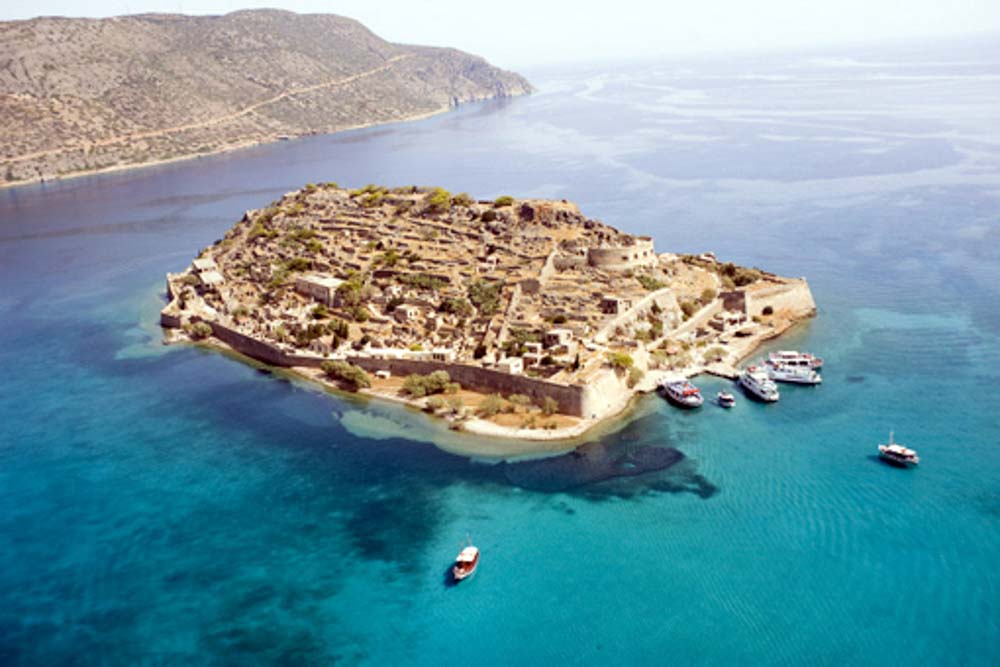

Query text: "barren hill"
[0, 9, 532, 185]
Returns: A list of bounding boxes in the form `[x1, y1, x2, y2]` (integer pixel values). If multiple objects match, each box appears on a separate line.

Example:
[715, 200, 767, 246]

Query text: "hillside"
[0, 10, 532, 185]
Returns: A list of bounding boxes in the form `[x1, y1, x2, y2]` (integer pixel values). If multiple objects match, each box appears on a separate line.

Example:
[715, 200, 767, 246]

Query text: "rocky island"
[0, 10, 531, 186]
[161, 183, 816, 449]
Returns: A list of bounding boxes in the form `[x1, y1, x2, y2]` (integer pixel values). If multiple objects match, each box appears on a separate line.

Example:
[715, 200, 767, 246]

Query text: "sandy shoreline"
[0, 105, 452, 191]
[167, 308, 811, 460]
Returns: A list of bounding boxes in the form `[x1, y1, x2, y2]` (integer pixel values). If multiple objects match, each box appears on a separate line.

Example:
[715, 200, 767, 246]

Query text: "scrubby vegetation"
[403, 370, 455, 397]
[321, 360, 371, 390]
[467, 278, 503, 315]
[608, 351, 634, 372]
[636, 274, 666, 291]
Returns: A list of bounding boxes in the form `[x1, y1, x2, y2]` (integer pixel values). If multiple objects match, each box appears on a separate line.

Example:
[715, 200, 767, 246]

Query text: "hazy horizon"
[3, 1, 1000, 69]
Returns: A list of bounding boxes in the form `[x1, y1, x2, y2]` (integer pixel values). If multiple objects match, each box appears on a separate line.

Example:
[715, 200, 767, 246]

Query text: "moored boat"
[717, 391, 736, 408]
[452, 543, 480, 582]
[768, 350, 823, 370]
[739, 367, 780, 402]
[766, 363, 822, 385]
[878, 431, 919, 467]
[660, 379, 704, 408]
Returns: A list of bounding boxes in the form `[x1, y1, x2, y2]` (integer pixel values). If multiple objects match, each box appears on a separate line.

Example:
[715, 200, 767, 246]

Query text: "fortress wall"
[594, 287, 681, 343]
[586, 237, 657, 271]
[579, 368, 631, 420]
[171, 315, 589, 415]
[346, 356, 587, 416]
[748, 280, 816, 318]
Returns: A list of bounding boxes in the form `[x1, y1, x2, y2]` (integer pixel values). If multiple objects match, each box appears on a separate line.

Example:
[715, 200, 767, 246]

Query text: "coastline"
[0, 104, 458, 191]
[164, 302, 811, 461]
[180, 333, 646, 460]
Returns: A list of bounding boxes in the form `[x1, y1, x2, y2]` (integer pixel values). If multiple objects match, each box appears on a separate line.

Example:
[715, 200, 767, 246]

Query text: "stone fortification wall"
[586, 237, 656, 271]
[594, 287, 681, 343]
[346, 356, 587, 416]
[579, 368, 631, 420]
[747, 280, 816, 318]
[171, 316, 589, 416]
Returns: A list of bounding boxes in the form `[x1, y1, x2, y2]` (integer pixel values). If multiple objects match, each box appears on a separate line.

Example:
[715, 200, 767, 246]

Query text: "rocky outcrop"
[0, 10, 533, 185]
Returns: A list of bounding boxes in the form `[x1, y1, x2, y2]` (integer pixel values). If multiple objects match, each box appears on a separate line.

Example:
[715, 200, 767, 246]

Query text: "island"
[161, 183, 816, 444]
[0, 10, 531, 186]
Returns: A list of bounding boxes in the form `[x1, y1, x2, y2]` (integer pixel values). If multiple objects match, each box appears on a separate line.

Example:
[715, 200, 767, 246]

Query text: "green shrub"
[397, 273, 448, 291]
[320, 360, 371, 390]
[494, 195, 514, 207]
[438, 297, 473, 317]
[446, 396, 464, 415]
[508, 394, 533, 412]
[284, 257, 311, 272]
[627, 366, 645, 388]
[467, 279, 503, 315]
[478, 393, 504, 417]
[680, 300, 700, 318]
[403, 370, 452, 397]
[540, 396, 559, 416]
[425, 396, 445, 412]
[700, 288, 717, 304]
[481, 209, 498, 222]
[452, 192, 474, 207]
[425, 187, 452, 213]
[636, 274, 666, 291]
[311, 304, 329, 319]
[352, 306, 370, 322]
[188, 321, 213, 340]
[703, 346, 727, 363]
[607, 351, 634, 371]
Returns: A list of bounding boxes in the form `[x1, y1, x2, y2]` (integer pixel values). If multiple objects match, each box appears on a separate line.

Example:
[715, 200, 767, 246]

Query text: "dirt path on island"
[6, 53, 413, 163]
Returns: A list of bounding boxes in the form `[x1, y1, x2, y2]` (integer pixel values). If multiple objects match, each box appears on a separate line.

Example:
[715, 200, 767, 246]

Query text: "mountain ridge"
[0, 9, 533, 186]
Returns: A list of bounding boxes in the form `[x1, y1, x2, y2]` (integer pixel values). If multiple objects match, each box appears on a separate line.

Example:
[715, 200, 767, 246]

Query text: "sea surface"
[2, 37, 999, 665]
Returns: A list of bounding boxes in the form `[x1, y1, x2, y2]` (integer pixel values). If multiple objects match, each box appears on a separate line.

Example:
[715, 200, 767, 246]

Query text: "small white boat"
[767, 363, 822, 385]
[768, 350, 823, 370]
[878, 431, 919, 467]
[660, 380, 704, 408]
[739, 367, 780, 402]
[452, 543, 480, 582]
[717, 391, 736, 408]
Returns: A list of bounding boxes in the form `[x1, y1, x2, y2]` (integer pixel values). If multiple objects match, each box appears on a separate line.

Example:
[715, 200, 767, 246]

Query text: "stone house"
[295, 274, 344, 307]
[497, 357, 524, 375]
[543, 328, 573, 348]
[394, 303, 421, 323]
[600, 296, 633, 315]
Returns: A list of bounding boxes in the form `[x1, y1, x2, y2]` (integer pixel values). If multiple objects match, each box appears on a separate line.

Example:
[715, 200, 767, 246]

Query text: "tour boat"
[878, 431, 919, 467]
[739, 367, 780, 402]
[717, 391, 736, 408]
[767, 350, 823, 370]
[452, 542, 480, 582]
[766, 363, 822, 385]
[660, 380, 704, 408]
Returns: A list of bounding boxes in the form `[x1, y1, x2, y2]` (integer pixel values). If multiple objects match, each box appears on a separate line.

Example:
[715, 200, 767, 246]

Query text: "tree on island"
[321, 360, 371, 390]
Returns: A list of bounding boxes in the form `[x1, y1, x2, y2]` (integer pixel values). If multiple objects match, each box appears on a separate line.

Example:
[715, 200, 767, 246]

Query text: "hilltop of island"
[161, 183, 816, 445]
[0, 10, 531, 186]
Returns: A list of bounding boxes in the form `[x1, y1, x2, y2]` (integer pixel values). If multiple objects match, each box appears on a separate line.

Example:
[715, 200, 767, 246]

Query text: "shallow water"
[2, 38, 999, 664]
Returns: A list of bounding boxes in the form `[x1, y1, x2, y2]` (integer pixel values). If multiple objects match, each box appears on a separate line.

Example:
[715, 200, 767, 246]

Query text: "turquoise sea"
[2, 38, 999, 664]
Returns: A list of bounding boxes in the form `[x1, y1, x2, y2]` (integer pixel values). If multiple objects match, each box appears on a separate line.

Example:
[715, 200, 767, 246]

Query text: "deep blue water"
[2, 40, 1000, 665]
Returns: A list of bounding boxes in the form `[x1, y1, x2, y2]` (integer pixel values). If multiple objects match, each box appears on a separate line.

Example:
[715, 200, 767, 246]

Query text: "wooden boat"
[452, 543, 479, 582]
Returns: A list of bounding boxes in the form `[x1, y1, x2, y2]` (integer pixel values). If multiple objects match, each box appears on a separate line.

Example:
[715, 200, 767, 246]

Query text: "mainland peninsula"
[161, 183, 816, 446]
[0, 10, 531, 186]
